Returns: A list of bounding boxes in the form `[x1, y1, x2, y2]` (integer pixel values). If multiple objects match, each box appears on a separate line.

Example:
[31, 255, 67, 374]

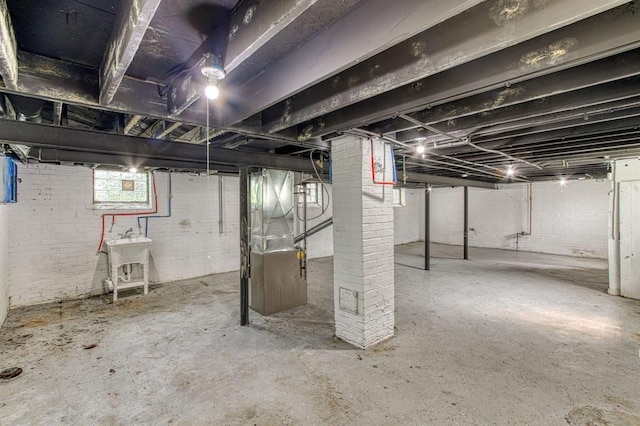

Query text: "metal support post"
[463, 186, 469, 260]
[425, 185, 430, 271]
[239, 166, 250, 326]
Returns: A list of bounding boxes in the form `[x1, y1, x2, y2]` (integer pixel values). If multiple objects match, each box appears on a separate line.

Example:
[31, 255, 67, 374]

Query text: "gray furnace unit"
[250, 169, 307, 315]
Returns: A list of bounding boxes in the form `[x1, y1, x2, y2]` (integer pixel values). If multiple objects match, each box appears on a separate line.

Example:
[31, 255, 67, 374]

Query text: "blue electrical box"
[1, 155, 17, 203]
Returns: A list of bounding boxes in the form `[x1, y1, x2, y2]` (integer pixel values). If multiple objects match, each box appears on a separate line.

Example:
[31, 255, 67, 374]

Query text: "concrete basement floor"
[1, 243, 640, 425]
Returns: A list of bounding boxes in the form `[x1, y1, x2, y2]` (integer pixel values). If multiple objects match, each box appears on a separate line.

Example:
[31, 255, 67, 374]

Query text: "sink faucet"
[121, 228, 134, 239]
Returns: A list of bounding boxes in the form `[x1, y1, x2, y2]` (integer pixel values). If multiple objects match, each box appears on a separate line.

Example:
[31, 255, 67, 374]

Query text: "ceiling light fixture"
[416, 145, 425, 154]
[201, 54, 226, 100]
[559, 177, 567, 186]
[506, 166, 514, 176]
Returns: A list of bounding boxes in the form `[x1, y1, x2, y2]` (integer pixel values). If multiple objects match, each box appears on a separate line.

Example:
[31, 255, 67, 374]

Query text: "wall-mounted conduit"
[515, 182, 533, 251]
[370, 139, 397, 185]
[218, 176, 224, 234]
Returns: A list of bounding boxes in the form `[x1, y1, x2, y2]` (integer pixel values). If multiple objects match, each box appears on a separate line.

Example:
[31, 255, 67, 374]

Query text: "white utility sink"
[105, 237, 152, 302]
[105, 236, 152, 246]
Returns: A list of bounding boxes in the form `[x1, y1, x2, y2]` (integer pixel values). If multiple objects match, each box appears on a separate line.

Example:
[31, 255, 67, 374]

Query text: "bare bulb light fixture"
[416, 145, 425, 154]
[506, 166, 514, 177]
[201, 54, 226, 100]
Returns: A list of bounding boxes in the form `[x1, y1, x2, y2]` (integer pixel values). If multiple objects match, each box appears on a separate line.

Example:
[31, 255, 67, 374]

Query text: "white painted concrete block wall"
[429, 180, 609, 258]
[519, 180, 609, 257]
[8, 164, 239, 307]
[394, 188, 422, 244]
[0, 203, 8, 325]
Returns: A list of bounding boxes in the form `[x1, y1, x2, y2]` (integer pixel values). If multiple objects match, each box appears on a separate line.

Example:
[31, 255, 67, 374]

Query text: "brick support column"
[332, 136, 394, 348]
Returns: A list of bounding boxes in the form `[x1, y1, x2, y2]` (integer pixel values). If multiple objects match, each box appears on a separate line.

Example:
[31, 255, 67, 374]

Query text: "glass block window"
[298, 182, 322, 206]
[393, 188, 405, 206]
[94, 170, 150, 209]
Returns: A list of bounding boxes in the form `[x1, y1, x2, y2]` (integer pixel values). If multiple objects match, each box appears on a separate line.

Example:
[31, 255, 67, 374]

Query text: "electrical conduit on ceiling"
[97, 171, 159, 252]
[398, 114, 543, 170]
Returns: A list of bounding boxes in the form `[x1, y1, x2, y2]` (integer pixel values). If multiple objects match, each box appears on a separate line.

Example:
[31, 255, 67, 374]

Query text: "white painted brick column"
[332, 136, 394, 348]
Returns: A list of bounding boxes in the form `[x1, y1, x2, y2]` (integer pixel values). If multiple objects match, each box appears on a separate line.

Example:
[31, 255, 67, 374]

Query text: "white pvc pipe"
[608, 164, 621, 296]
[608, 238, 620, 296]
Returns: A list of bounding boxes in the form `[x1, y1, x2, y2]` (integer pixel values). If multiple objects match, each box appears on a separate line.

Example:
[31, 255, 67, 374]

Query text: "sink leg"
[112, 265, 118, 303]
[143, 263, 149, 295]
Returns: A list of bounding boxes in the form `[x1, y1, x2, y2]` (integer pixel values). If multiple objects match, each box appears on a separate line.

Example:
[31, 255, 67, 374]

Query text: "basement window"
[393, 188, 405, 206]
[93, 170, 151, 209]
[298, 182, 323, 206]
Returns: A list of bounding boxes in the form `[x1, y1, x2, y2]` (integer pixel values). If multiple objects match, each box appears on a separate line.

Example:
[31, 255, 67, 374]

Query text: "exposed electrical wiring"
[310, 150, 323, 182]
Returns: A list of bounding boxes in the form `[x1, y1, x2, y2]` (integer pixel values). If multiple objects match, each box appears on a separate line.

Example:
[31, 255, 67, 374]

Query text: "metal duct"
[7, 94, 44, 123]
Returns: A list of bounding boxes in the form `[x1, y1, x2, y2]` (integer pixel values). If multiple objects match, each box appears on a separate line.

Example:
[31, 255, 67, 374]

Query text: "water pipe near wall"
[608, 163, 621, 296]
[138, 171, 172, 237]
[515, 183, 533, 251]
[97, 172, 158, 253]
[370, 139, 397, 185]
[218, 176, 224, 234]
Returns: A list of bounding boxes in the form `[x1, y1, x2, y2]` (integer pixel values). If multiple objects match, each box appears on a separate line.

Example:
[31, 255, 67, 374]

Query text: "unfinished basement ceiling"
[1, 0, 640, 185]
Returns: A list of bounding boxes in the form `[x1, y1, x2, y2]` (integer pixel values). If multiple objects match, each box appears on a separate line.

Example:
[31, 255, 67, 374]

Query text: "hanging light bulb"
[416, 145, 425, 154]
[205, 84, 220, 100]
[201, 53, 226, 100]
[506, 166, 514, 177]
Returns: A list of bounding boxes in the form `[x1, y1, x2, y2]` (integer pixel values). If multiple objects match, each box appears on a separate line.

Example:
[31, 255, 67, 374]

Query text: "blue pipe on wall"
[391, 146, 398, 183]
[137, 171, 172, 237]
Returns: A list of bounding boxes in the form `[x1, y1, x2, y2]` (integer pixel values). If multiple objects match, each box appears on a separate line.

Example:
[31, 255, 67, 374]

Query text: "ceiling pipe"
[358, 130, 528, 183]
[429, 151, 529, 182]
[348, 128, 412, 149]
[342, 129, 496, 187]
[6, 94, 44, 123]
[406, 158, 503, 180]
[404, 171, 496, 189]
[398, 114, 543, 170]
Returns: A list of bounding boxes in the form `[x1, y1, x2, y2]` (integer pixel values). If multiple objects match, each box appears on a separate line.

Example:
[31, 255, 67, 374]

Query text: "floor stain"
[566, 406, 640, 425]
[371, 344, 397, 354]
